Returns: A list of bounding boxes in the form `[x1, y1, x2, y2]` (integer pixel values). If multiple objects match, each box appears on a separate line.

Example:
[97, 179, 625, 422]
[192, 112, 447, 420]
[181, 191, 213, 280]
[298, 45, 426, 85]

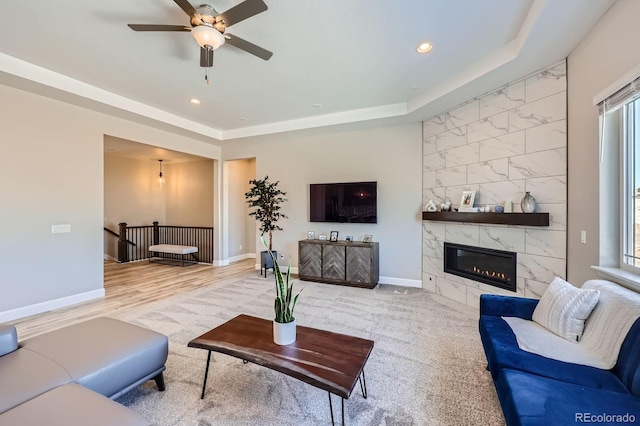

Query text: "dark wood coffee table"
[188, 314, 374, 425]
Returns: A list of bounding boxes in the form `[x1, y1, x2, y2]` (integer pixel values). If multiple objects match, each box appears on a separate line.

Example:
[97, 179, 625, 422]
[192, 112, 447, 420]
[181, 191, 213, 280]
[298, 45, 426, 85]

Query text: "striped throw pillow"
[532, 277, 600, 342]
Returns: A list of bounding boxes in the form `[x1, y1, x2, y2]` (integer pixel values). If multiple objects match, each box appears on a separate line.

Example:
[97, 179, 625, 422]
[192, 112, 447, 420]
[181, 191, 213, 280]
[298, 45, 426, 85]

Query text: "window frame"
[620, 100, 640, 275]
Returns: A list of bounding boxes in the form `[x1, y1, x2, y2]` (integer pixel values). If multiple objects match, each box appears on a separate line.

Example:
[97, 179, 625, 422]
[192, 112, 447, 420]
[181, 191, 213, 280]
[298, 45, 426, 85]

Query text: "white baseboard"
[230, 253, 255, 262]
[213, 253, 256, 266]
[103, 254, 117, 261]
[379, 276, 423, 288]
[251, 269, 419, 286]
[213, 253, 256, 267]
[248, 265, 419, 287]
[0, 289, 105, 323]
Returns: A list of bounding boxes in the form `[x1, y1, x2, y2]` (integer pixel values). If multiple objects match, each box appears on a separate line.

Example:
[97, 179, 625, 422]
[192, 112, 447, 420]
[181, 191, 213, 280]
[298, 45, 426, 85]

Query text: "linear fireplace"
[443, 242, 517, 292]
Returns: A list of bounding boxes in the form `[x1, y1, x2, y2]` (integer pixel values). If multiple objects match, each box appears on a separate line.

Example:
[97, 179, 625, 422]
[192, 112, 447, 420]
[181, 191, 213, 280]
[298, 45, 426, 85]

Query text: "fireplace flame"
[468, 266, 510, 282]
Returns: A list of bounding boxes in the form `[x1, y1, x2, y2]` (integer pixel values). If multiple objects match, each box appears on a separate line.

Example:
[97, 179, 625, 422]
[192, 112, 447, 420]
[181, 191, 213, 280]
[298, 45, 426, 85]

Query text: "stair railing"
[116, 222, 214, 264]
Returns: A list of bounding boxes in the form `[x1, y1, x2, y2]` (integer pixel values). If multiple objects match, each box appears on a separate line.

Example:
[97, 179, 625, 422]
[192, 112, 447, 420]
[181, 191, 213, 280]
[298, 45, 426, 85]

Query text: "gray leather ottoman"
[21, 317, 168, 399]
[0, 383, 149, 426]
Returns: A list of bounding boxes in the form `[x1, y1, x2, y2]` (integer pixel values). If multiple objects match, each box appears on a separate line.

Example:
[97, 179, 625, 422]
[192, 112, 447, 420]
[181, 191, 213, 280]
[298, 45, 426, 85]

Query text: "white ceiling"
[0, 0, 615, 142]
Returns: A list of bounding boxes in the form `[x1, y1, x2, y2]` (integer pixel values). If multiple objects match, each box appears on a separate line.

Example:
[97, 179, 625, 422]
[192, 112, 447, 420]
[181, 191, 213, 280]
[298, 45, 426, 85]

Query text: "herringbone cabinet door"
[322, 245, 346, 280]
[299, 242, 322, 278]
[346, 246, 371, 283]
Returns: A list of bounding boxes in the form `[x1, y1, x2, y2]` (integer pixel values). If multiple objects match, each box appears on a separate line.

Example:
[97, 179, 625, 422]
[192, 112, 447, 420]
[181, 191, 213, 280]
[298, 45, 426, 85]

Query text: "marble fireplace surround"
[422, 60, 567, 309]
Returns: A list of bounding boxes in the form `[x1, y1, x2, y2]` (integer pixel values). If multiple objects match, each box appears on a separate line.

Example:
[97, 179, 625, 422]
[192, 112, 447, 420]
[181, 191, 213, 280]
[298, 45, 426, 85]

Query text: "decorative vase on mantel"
[521, 192, 537, 213]
[273, 319, 296, 345]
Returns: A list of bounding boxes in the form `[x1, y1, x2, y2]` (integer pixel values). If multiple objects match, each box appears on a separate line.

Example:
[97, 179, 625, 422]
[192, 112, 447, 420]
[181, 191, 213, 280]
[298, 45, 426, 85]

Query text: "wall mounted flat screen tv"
[310, 181, 377, 223]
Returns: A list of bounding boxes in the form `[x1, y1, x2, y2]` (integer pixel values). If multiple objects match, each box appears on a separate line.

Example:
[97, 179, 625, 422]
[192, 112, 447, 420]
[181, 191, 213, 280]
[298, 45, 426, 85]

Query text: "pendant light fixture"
[158, 159, 165, 189]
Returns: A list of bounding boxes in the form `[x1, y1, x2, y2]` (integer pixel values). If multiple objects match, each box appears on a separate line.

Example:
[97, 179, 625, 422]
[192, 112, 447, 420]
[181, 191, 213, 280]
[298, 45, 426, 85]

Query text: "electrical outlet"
[580, 230, 587, 244]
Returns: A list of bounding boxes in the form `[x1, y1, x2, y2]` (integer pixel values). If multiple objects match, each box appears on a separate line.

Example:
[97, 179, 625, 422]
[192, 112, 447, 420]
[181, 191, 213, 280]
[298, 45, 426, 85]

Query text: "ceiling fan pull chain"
[205, 68, 210, 85]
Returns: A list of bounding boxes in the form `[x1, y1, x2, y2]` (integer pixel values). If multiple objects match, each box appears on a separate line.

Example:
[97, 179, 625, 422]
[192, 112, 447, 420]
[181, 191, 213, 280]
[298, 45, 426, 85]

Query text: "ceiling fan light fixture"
[191, 25, 225, 50]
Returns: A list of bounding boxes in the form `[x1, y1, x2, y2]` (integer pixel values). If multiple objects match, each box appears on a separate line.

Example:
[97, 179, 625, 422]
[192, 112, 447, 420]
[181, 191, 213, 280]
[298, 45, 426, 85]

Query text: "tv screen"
[310, 182, 377, 223]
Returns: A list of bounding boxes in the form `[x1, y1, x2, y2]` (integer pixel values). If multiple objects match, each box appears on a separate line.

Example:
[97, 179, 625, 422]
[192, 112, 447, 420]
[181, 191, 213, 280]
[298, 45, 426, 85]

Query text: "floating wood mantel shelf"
[422, 211, 550, 226]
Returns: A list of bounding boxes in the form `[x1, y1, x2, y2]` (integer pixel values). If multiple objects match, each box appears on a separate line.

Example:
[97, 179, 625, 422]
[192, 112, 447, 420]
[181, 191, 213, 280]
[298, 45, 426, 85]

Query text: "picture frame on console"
[363, 234, 373, 243]
[330, 231, 339, 242]
[345, 235, 353, 242]
[307, 231, 315, 240]
[318, 234, 327, 241]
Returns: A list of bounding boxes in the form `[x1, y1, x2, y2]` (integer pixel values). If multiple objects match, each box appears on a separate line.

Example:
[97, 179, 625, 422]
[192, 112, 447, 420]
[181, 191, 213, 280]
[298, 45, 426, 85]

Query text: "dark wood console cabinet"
[298, 240, 379, 288]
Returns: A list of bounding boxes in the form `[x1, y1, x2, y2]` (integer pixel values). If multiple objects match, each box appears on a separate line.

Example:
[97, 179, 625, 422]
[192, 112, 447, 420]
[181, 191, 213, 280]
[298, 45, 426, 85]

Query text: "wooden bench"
[148, 244, 199, 266]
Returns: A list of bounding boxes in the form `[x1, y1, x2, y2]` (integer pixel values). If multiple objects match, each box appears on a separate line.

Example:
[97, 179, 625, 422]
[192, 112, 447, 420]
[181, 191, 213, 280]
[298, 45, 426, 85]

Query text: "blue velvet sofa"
[479, 294, 640, 425]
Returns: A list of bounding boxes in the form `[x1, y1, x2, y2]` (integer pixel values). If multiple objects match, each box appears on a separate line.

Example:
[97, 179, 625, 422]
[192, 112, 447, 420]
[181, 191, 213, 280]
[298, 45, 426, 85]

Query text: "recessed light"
[416, 42, 433, 53]
[312, 103, 322, 108]
[189, 98, 201, 105]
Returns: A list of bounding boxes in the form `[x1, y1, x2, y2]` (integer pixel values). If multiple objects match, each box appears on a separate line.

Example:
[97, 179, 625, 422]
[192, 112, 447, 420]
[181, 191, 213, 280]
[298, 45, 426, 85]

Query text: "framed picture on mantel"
[460, 190, 476, 207]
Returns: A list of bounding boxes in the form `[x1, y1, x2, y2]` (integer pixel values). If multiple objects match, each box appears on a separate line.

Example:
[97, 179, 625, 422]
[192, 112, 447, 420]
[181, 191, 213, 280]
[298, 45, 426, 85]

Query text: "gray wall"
[567, 0, 640, 285]
[0, 83, 220, 320]
[226, 158, 255, 259]
[221, 123, 423, 284]
[0, 85, 103, 314]
[104, 155, 167, 227]
[165, 159, 214, 227]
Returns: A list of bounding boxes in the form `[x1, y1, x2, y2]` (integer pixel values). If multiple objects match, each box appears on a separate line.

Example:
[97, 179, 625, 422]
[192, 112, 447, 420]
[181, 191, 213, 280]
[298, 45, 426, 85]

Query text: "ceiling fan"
[128, 0, 272, 70]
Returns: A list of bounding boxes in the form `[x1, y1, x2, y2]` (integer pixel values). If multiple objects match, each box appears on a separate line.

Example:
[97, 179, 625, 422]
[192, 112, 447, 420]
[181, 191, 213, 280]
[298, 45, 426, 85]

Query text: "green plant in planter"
[245, 176, 287, 251]
[262, 237, 301, 323]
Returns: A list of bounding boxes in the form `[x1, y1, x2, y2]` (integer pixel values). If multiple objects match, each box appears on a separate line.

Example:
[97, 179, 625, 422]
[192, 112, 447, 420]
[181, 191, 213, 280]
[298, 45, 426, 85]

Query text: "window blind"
[597, 75, 640, 161]
[598, 76, 640, 115]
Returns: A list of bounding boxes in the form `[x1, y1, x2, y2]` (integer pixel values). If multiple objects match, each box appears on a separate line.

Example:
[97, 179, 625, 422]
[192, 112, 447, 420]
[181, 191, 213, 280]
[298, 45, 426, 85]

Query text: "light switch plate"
[51, 224, 71, 234]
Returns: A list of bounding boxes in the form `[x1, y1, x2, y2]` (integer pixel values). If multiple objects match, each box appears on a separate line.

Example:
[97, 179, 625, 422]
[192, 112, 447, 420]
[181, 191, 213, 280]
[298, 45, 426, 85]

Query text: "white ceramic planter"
[273, 319, 296, 345]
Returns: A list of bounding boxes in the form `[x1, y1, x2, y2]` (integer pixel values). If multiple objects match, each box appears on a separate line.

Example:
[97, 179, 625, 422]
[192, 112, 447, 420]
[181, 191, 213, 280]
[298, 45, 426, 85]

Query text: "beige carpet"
[115, 272, 504, 425]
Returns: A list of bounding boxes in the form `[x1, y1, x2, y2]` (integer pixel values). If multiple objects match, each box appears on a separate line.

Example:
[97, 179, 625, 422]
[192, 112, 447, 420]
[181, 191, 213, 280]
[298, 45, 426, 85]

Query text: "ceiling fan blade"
[173, 0, 200, 19]
[225, 34, 272, 60]
[216, 0, 268, 27]
[200, 47, 214, 67]
[128, 24, 190, 32]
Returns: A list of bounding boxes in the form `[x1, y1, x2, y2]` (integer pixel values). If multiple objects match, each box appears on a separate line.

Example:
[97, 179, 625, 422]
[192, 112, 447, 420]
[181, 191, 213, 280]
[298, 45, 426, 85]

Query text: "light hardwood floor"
[10, 259, 257, 340]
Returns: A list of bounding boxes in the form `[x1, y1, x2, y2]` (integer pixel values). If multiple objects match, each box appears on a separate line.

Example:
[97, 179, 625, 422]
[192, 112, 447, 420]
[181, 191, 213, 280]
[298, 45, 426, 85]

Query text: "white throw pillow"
[532, 277, 600, 343]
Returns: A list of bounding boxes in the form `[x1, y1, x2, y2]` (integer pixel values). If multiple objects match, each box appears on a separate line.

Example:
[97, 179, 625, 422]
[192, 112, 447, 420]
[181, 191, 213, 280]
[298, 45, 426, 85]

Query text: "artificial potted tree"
[245, 176, 288, 276]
